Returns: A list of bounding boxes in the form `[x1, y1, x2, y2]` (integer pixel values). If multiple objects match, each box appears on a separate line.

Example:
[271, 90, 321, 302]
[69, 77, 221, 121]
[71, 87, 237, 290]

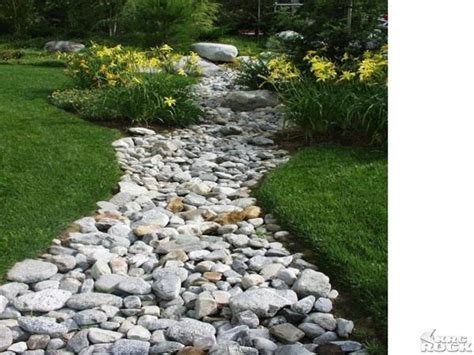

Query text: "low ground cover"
[256, 145, 388, 351]
[0, 64, 120, 277]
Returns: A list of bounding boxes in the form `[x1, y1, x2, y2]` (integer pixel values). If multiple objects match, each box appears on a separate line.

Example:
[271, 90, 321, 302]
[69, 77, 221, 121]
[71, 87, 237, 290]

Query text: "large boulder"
[44, 41, 85, 52]
[292, 269, 332, 298]
[192, 43, 238, 62]
[229, 288, 297, 317]
[223, 90, 279, 111]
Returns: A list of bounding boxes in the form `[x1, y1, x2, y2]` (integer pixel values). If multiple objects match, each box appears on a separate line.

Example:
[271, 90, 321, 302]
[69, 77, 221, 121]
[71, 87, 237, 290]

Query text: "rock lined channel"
[0, 68, 363, 354]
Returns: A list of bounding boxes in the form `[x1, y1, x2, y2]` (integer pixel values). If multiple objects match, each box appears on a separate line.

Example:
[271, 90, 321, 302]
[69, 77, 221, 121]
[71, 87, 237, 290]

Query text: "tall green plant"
[122, 0, 219, 44]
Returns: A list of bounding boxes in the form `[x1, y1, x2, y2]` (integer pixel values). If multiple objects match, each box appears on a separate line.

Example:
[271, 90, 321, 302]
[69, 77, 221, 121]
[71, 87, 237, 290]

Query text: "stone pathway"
[0, 68, 363, 354]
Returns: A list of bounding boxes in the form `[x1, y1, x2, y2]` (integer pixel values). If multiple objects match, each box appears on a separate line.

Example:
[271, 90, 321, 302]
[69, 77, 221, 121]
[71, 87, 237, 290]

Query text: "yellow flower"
[342, 52, 350, 61]
[164, 96, 176, 107]
[304, 51, 338, 81]
[177, 68, 187, 76]
[339, 70, 356, 81]
[132, 76, 143, 85]
[160, 44, 173, 53]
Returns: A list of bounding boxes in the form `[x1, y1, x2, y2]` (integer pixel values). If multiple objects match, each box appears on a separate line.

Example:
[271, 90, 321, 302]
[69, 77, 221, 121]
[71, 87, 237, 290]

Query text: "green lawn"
[0, 64, 121, 277]
[256, 145, 387, 351]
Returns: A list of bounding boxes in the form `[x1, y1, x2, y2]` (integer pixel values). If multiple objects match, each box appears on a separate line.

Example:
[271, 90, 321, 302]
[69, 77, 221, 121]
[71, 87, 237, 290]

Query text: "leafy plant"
[122, 0, 219, 45]
[236, 54, 300, 91]
[50, 73, 201, 126]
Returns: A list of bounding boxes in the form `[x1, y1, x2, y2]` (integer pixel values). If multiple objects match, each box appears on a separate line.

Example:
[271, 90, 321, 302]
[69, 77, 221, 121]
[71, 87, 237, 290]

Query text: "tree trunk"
[346, 0, 353, 35]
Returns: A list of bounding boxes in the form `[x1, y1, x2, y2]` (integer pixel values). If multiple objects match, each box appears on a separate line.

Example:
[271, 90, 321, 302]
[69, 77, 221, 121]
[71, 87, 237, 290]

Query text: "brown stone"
[203, 272, 222, 282]
[177, 347, 206, 355]
[316, 344, 344, 355]
[134, 224, 162, 237]
[244, 206, 261, 219]
[167, 196, 184, 213]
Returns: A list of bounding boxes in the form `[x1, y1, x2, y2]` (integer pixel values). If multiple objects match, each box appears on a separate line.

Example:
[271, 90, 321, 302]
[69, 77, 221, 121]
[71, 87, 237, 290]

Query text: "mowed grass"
[0, 64, 121, 277]
[256, 145, 387, 349]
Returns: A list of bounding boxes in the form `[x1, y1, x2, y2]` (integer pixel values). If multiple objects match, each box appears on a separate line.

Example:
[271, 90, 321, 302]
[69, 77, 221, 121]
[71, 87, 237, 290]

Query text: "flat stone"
[150, 341, 185, 354]
[229, 288, 297, 317]
[127, 325, 151, 341]
[110, 339, 150, 354]
[67, 293, 123, 310]
[88, 328, 123, 344]
[270, 323, 305, 343]
[18, 317, 68, 337]
[13, 289, 71, 312]
[73, 310, 107, 325]
[95, 274, 128, 293]
[7, 260, 58, 283]
[117, 278, 151, 295]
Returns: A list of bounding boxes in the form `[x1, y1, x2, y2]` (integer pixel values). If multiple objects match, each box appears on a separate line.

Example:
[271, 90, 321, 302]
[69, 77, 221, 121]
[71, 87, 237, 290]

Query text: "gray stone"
[7, 260, 58, 284]
[18, 317, 68, 337]
[270, 323, 305, 343]
[314, 297, 333, 313]
[0, 325, 13, 351]
[127, 325, 151, 341]
[67, 329, 89, 353]
[88, 328, 123, 344]
[298, 322, 326, 338]
[0, 283, 29, 299]
[223, 90, 278, 111]
[67, 293, 123, 310]
[235, 310, 259, 328]
[291, 295, 315, 314]
[306, 312, 337, 331]
[336, 318, 354, 338]
[229, 288, 297, 317]
[330, 340, 362, 352]
[152, 273, 182, 300]
[95, 274, 128, 293]
[166, 318, 216, 346]
[275, 344, 313, 355]
[44, 41, 85, 52]
[150, 341, 185, 354]
[192, 42, 238, 62]
[49, 255, 77, 272]
[8, 341, 27, 352]
[0, 296, 8, 313]
[110, 339, 150, 354]
[292, 269, 331, 298]
[117, 278, 151, 295]
[313, 331, 338, 345]
[73, 310, 107, 326]
[13, 289, 71, 312]
[26, 335, 50, 350]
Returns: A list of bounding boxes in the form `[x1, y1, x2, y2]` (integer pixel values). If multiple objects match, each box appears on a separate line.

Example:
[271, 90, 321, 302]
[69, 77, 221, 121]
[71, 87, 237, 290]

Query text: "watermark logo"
[421, 329, 472, 352]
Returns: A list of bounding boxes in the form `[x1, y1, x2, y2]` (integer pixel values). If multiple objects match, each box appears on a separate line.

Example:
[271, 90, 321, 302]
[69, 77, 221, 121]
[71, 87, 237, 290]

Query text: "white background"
[390, 0, 474, 353]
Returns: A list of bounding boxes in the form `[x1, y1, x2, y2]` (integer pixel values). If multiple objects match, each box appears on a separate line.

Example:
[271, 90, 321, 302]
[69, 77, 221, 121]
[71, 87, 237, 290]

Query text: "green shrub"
[244, 46, 388, 145]
[236, 54, 300, 91]
[0, 49, 23, 61]
[281, 77, 387, 144]
[50, 73, 201, 126]
[236, 56, 273, 90]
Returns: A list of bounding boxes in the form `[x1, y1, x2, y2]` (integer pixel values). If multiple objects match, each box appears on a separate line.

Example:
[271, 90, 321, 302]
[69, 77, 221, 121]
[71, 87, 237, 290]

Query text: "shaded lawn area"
[256, 145, 387, 350]
[0, 64, 121, 278]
